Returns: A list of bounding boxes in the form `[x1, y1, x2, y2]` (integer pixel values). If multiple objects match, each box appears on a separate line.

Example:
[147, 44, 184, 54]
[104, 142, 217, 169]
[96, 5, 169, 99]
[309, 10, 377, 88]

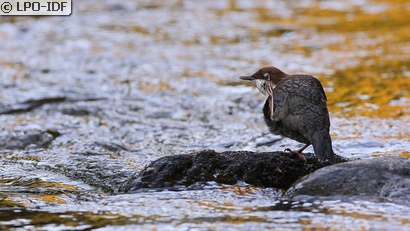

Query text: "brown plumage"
[239, 66, 335, 163]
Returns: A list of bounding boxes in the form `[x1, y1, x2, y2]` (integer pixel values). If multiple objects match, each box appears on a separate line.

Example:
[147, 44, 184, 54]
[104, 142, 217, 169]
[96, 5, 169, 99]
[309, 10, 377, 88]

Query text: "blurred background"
[0, 0, 409, 230]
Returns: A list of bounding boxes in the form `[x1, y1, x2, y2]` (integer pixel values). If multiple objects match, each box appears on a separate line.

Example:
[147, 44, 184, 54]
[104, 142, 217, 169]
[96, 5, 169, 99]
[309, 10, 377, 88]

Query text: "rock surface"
[285, 156, 410, 203]
[119, 149, 348, 193]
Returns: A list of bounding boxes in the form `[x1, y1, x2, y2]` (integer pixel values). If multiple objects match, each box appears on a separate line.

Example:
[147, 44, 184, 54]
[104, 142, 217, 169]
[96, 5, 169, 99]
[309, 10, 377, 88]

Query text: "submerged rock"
[0, 93, 106, 115]
[119, 150, 348, 193]
[285, 156, 410, 203]
[0, 96, 67, 114]
[0, 130, 60, 150]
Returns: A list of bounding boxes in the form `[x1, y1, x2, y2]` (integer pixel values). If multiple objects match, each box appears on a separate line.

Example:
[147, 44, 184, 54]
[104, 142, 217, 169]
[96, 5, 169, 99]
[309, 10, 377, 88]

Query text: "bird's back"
[274, 75, 330, 133]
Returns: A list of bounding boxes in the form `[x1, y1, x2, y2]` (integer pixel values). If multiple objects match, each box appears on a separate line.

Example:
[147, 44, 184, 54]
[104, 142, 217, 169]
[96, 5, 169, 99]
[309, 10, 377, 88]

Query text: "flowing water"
[0, 0, 409, 230]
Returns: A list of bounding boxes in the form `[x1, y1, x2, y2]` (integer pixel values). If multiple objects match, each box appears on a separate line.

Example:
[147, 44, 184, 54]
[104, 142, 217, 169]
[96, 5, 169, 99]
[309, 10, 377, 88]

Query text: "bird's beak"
[239, 76, 254, 81]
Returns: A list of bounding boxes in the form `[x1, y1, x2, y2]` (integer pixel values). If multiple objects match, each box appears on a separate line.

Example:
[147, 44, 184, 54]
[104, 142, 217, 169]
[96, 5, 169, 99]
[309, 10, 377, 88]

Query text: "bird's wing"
[278, 75, 330, 127]
[271, 84, 290, 120]
[263, 98, 310, 144]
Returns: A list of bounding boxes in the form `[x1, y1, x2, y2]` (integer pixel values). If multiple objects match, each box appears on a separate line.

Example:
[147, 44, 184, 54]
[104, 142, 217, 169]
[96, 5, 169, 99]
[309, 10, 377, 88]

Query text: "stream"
[1, 0, 409, 230]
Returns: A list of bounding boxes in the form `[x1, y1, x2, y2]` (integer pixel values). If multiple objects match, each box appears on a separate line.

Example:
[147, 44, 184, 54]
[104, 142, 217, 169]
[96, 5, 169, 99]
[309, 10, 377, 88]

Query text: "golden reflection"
[35, 195, 67, 204]
[399, 151, 410, 158]
[325, 60, 410, 118]
[253, 0, 410, 118]
[0, 178, 77, 191]
[0, 196, 23, 207]
[138, 80, 174, 92]
[222, 185, 258, 196]
[28, 179, 78, 190]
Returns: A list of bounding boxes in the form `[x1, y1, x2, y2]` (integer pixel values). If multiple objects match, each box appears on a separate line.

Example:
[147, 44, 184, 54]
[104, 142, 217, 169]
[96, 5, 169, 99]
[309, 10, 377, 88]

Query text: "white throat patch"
[254, 79, 275, 96]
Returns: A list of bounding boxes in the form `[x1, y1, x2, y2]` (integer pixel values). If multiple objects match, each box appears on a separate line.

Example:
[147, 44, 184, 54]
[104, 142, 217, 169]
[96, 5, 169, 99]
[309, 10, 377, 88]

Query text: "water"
[0, 0, 409, 229]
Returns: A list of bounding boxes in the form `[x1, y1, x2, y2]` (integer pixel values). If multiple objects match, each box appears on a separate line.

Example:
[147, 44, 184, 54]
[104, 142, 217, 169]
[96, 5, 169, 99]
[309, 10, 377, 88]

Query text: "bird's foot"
[284, 148, 307, 163]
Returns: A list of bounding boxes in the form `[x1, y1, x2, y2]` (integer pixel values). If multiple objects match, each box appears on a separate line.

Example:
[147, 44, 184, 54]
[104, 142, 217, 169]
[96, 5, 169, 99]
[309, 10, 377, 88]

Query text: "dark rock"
[60, 107, 93, 116]
[0, 96, 67, 114]
[92, 141, 141, 152]
[284, 156, 410, 203]
[105, 3, 127, 12]
[119, 150, 348, 193]
[0, 94, 107, 115]
[0, 130, 60, 150]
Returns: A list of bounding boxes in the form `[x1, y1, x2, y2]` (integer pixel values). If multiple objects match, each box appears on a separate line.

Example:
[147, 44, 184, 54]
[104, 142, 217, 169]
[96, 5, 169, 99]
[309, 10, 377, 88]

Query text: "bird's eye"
[263, 73, 269, 78]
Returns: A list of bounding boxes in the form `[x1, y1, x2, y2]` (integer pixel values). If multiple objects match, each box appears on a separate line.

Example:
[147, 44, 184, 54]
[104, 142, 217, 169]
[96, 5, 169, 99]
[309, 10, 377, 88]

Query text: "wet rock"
[284, 156, 410, 203]
[55, 159, 133, 194]
[0, 130, 60, 150]
[119, 150, 348, 193]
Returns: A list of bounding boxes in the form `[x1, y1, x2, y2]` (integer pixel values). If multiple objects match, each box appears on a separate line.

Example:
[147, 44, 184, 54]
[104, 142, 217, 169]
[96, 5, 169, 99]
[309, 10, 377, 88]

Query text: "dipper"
[240, 66, 335, 163]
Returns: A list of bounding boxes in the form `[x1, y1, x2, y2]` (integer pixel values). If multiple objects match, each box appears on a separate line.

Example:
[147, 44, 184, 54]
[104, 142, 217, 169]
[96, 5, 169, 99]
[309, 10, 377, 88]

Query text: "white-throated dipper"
[239, 66, 335, 163]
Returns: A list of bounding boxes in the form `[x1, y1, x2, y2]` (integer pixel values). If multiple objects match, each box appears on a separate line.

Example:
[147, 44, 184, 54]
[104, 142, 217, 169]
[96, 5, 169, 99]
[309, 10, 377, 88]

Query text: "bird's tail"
[311, 130, 335, 163]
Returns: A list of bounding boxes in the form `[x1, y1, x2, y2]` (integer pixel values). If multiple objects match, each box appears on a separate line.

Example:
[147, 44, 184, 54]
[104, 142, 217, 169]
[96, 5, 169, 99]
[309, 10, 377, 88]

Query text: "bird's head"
[239, 66, 288, 96]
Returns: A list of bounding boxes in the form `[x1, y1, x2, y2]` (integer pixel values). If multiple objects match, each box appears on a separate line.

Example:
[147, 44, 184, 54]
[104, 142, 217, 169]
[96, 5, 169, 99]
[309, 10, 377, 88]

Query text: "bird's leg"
[284, 144, 310, 162]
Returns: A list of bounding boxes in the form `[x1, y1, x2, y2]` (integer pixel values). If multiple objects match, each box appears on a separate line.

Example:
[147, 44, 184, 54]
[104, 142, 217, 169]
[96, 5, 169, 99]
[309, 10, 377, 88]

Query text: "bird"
[239, 66, 335, 163]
